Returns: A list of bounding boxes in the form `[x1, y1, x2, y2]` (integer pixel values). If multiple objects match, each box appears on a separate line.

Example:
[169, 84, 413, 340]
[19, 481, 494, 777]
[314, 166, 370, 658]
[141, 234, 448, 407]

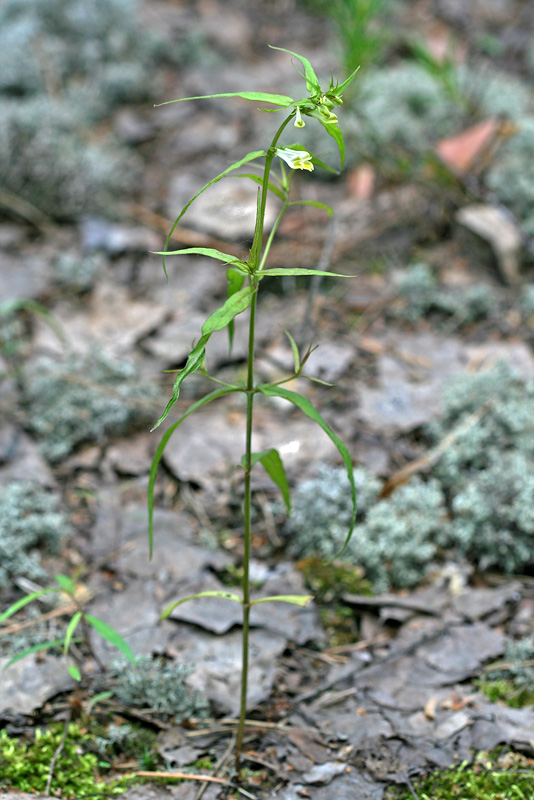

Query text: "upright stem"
[235, 112, 293, 774]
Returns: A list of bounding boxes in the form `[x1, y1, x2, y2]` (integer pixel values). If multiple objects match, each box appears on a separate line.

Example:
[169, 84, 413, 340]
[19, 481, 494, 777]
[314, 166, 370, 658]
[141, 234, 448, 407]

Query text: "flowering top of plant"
[155, 45, 359, 170]
[275, 146, 314, 171]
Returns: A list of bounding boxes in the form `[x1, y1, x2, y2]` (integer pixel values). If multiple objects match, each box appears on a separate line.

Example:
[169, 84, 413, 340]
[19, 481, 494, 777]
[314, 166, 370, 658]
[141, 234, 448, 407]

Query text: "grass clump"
[0, 482, 70, 587]
[0, 723, 130, 797]
[108, 655, 209, 720]
[23, 351, 158, 463]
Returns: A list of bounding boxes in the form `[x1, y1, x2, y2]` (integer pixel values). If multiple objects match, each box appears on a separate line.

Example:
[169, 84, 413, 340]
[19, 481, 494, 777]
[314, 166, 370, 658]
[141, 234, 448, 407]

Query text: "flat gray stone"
[0, 654, 73, 716]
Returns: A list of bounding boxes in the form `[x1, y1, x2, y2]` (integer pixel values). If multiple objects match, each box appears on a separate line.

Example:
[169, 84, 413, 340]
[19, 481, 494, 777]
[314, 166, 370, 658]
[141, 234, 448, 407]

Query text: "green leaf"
[234, 174, 286, 201]
[260, 268, 352, 278]
[2, 640, 64, 670]
[336, 65, 361, 96]
[160, 150, 266, 277]
[64, 611, 83, 655]
[84, 614, 136, 665]
[86, 691, 113, 715]
[245, 449, 291, 514]
[160, 591, 243, 620]
[156, 91, 294, 108]
[0, 588, 56, 624]
[148, 387, 239, 557]
[202, 286, 254, 335]
[269, 46, 321, 94]
[152, 334, 210, 429]
[259, 385, 357, 553]
[153, 247, 248, 272]
[68, 663, 82, 681]
[153, 286, 253, 426]
[319, 121, 345, 169]
[288, 200, 333, 217]
[250, 595, 313, 606]
[227, 267, 246, 356]
[285, 330, 300, 373]
[55, 574, 75, 595]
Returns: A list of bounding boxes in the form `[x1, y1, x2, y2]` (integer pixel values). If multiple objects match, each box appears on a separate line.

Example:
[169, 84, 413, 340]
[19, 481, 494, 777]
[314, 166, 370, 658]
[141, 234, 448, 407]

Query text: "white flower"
[294, 107, 305, 128]
[275, 147, 314, 172]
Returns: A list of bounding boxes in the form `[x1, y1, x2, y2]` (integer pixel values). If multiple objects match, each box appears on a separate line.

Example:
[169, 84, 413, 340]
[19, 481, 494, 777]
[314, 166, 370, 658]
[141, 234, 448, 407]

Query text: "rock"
[171, 626, 287, 715]
[0, 654, 73, 717]
[166, 174, 279, 241]
[0, 425, 56, 487]
[302, 761, 348, 784]
[80, 218, 160, 255]
[456, 204, 523, 284]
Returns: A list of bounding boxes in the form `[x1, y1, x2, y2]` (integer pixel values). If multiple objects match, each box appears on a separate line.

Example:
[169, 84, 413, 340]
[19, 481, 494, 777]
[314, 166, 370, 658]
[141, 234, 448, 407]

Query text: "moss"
[476, 678, 534, 709]
[23, 350, 158, 463]
[0, 482, 70, 587]
[0, 723, 132, 797]
[385, 750, 534, 800]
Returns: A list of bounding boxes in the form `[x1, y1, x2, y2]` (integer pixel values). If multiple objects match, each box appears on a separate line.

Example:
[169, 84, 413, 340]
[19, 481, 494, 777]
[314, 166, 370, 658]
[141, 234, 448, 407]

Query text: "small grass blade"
[260, 268, 352, 278]
[84, 614, 136, 664]
[0, 588, 57, 624]
[63, 611, 83, 655]
[288, 200, 333, 217]
[2, 640, 64, 670]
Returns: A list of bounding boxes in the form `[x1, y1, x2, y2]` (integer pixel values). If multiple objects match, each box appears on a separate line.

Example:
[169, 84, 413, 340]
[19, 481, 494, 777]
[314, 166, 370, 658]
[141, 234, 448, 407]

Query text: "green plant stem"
[235, 112, 293, 774]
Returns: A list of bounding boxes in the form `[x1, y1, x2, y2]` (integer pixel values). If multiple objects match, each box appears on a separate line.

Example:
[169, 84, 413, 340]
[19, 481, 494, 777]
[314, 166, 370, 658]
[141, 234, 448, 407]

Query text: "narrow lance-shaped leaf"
[250, 594, 313, 607]
[152, 334, 209, 430]
[3, 640, 64, 671]
[259, 385, 357, 553]
[153, 247, 248, 273]
[269, 46, 321, 94]
[156, 91, 294, 108]
[55, 574, 75, 595]
[84, 614, 136, 665]
[64, 611, 83, 655]
[0, 588, 57, 624]
[244, 449, 291, 514]
[68, 664, 82, 681]
[160, 151, 266, 276]
[336, 65, 361, 96]
[202, 286, 254, 334]
[161, 591, 243, 620]
[227, 267, 246, 356]
[318, 121, 345, 169]
[260, 268, 353, 278]
[285, 330, 300, 373]
[153, 282, 251, 426]
[148, 388, 239, 557]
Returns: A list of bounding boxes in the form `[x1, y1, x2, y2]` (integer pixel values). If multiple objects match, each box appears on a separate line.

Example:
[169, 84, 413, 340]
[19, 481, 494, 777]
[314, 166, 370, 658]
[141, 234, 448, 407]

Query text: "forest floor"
[1, 0, 534, 798]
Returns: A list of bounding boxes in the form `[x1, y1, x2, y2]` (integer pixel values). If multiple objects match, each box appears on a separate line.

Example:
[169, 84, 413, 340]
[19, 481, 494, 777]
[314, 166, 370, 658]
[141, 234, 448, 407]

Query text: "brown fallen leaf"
[424, 696, 439, 720]
[436, 119, 499, 174]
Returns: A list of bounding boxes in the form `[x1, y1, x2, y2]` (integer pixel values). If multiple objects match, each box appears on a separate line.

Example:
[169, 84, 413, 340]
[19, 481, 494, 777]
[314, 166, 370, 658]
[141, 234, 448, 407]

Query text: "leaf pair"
[160, 590, 312, 620]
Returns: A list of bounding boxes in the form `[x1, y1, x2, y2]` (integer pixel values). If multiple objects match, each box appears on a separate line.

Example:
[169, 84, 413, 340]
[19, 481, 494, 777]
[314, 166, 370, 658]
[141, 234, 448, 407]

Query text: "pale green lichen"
[0, 482, 70, 587]
[284, 466, 448, 592]
[108, 655, 209, 719]
[23, 351, 158, 463]
[393, 263, 499, 325]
